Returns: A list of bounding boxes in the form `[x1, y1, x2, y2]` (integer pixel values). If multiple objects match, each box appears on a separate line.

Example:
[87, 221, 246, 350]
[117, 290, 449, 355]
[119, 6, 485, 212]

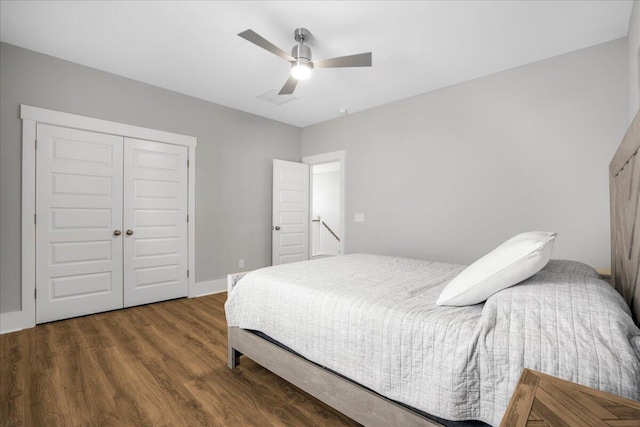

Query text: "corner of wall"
[628, 0, 640, 124]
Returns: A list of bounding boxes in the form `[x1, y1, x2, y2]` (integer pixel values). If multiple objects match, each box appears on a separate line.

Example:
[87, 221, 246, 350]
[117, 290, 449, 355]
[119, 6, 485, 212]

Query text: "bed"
[225, 111, 640, 427]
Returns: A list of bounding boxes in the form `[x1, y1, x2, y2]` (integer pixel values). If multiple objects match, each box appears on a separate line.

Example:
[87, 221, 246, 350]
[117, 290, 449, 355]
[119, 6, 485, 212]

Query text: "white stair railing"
[312, 217, 340, 256]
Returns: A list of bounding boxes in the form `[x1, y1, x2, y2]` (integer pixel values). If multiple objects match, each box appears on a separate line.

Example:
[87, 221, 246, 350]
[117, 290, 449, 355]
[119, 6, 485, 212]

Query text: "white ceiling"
[0, 1, 633, 128]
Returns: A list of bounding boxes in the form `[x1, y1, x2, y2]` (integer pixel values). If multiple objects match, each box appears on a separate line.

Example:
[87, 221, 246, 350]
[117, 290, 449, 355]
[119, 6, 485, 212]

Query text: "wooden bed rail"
[227, 326, 443, 427]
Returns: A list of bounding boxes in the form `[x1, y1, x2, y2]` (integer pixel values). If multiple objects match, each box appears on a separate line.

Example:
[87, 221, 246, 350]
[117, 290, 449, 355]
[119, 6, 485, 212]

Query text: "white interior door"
[123, 138, 188, 307]
[35, 124, 124, 323]
[272, 159, 309, 265]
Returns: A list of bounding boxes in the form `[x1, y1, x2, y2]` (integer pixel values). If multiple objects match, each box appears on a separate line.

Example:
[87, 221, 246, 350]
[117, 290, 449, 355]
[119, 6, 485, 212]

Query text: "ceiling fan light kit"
[291, 62, 312, 80]
[238, 27, 372, 95]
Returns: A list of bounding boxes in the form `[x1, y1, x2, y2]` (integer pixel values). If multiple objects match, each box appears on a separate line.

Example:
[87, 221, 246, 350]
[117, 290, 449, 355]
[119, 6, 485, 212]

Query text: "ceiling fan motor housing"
[292, 44, 312, 63]
[292, 27, 312, 66]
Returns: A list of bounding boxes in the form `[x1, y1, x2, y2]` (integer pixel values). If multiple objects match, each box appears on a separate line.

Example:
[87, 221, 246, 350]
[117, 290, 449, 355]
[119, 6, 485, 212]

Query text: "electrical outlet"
[354, 213, 365, 222]
[239, 259, 245, 268]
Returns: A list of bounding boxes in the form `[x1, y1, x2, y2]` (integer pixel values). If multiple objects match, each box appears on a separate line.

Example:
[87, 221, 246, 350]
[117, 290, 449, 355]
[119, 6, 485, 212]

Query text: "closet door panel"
[35, 124, 124, 323]
[123, 138, 188, 307]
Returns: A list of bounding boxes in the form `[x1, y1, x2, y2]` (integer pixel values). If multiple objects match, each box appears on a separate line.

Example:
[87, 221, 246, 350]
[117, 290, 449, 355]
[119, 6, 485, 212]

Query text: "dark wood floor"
[0, 293, 360, 426]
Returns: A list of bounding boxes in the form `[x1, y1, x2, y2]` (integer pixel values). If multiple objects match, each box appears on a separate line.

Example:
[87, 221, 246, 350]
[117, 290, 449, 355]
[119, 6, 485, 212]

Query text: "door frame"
[302, 150, 346, 258]
[2, 105, 197, 333]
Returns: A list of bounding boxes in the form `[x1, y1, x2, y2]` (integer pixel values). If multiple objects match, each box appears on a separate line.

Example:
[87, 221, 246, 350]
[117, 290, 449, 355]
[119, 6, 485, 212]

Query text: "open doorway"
[303, 151, 345, 258]
[311, 162, 341, 257]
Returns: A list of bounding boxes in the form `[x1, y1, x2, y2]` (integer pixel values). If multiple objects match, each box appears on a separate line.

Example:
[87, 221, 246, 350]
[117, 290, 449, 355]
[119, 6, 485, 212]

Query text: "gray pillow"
[540, 259, 599, 278]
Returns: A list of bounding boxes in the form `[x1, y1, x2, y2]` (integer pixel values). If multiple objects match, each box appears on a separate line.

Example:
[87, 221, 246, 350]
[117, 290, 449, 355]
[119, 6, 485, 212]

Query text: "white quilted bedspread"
[225, 254, 640, 426]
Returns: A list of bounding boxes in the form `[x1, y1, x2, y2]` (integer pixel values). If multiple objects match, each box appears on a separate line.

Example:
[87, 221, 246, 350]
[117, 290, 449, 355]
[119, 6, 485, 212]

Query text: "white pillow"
[436, 231, 557, 306]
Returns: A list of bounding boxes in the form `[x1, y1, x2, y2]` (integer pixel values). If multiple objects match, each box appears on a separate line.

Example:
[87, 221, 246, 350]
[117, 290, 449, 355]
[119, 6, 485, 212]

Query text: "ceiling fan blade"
[313, 52, 372, 68]
[238, 29, 295, 62]
[278, 75, 298, 95]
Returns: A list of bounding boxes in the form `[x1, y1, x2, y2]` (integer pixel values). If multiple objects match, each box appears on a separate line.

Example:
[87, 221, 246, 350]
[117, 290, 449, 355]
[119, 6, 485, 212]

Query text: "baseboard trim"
[190, 278, 227, 298]
[0, 309, 35, 335]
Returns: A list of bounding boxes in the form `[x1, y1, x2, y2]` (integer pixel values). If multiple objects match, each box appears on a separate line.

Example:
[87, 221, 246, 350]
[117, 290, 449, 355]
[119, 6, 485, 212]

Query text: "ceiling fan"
[238, 27, 372, 95]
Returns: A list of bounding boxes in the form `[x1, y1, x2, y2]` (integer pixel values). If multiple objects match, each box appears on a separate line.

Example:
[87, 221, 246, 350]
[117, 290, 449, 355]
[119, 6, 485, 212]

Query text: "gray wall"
[0, 36, 630, 313]
[628, 0, 640, 123]
[302, 39, 627, 268]
[0, 42, 301, 313]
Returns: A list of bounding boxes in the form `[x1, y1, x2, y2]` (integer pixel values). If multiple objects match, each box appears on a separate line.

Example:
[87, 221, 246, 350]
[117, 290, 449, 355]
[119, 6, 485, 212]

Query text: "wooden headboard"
[610, 110, 640, 325]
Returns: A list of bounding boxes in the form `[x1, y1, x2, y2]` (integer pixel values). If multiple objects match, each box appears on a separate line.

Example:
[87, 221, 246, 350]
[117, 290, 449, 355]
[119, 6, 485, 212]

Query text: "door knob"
[274, 226, 281, 231]
[126, 229, 134, 236]
[113, 230, 122, 236]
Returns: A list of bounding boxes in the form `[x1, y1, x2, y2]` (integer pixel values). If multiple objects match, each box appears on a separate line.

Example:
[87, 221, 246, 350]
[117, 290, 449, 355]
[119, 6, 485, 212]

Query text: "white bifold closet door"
[123, 138, 188, 307]
[35, 125, 189, 323]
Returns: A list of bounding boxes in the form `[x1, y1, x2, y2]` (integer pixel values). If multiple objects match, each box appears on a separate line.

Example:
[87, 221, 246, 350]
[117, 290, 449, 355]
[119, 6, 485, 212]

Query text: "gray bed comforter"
[225, 254, 640, 426]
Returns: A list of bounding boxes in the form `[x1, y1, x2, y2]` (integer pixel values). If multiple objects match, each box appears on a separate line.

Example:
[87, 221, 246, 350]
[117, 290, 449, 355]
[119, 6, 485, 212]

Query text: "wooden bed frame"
[227, 111, 640, 426]
[610, 110, 640, 326]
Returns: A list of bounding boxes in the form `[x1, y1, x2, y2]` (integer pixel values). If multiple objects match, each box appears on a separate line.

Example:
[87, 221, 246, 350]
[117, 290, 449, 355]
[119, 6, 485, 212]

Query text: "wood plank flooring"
[0, 293, 360, 426]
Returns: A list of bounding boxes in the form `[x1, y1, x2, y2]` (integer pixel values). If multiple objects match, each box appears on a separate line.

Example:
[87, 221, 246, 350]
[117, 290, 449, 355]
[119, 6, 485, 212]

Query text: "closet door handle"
[126, 229, 134, 236]
[113, 230, 122, 236]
